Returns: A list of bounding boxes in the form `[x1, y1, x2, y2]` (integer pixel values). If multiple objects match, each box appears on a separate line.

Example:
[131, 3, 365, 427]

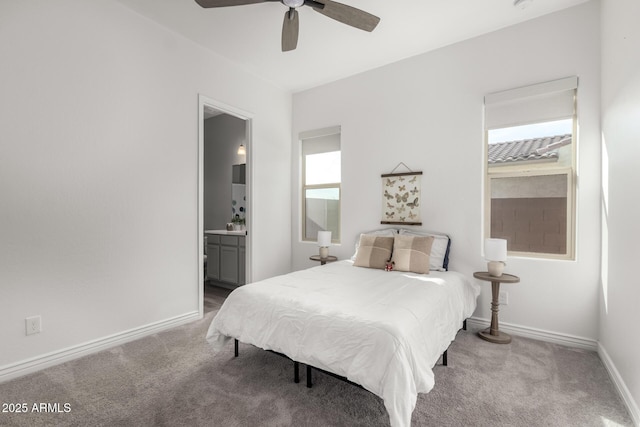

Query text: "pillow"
[391, 234, 434, 274]
[351, 228, 398, 260]
[398, 229, 451, 271]
[353, 234, 394, 269]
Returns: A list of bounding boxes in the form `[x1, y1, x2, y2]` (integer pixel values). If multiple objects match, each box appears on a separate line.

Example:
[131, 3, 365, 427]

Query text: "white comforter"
[206, 260, 480, 427]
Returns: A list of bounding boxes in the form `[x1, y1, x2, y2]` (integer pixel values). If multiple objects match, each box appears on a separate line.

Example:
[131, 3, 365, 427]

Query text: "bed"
[205, 229, 480, 427]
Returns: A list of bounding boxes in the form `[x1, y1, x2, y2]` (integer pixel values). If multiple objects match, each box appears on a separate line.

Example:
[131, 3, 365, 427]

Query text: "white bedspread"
[206, 260, 480, 427]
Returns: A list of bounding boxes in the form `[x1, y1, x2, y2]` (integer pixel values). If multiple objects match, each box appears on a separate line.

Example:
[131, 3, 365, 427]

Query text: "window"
[484, 77, 577, 259]
[301, 126, 341, 243]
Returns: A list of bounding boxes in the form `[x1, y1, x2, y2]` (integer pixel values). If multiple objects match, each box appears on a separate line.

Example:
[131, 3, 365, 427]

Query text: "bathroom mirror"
[232, 164, 246, 228]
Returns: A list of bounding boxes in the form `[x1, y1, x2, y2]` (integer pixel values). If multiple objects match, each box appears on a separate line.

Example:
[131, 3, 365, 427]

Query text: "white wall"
[292, 2, 601, 343]
[0, 0, 291, 376]
[600, 0, 640, 423]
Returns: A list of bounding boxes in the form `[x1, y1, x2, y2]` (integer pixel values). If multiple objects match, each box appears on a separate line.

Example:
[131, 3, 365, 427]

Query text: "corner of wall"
[598, 342, 640, 426]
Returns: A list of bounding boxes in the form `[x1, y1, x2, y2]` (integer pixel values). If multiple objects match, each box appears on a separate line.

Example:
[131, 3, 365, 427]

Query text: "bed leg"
[306, 365, 313, 388]
[234, 339, 239, 357]
[463, 319, 467, 331]
[294, 361, 300, 383]
[442, 350, 448, 366]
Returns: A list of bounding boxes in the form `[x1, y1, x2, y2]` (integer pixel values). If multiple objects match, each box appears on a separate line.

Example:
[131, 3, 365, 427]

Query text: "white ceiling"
[116, 0, 589, 93]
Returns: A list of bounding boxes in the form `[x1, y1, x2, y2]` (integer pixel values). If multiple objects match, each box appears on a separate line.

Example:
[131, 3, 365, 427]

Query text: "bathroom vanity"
[205, 230, 246, 289]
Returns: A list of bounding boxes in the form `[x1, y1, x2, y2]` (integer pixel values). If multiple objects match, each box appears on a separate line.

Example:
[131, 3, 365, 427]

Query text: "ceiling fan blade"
[281, 8, 299, 52]
[195, 0, 265, 8]
[310, 0, 379, 32]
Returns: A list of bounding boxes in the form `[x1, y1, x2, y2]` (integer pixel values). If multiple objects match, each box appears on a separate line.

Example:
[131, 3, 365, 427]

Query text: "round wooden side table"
[309, 255, 338, 266]
[473, 271, 520, 344]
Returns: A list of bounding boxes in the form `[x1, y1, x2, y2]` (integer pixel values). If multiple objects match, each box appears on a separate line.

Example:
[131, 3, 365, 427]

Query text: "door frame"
[198, 94, 253, 317]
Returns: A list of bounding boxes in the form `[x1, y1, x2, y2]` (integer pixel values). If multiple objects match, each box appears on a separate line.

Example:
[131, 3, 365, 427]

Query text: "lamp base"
[488, 261, 505, 277]
[319, 247, 329, 258]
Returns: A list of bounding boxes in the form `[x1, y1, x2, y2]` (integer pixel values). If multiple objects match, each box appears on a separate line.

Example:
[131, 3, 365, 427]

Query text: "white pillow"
[398, 229, 450, 271]
[351, 228, 398, 260]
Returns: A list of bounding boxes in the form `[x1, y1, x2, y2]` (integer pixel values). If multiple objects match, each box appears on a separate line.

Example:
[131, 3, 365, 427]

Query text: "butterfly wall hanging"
[381, 163, 422, 225]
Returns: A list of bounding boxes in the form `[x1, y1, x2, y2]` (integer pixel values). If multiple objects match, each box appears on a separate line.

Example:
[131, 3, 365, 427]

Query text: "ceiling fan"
[194, 0, 380, 52]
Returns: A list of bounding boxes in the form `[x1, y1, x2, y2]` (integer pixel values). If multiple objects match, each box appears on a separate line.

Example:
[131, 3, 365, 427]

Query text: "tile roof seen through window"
[488, 134, 572, 165]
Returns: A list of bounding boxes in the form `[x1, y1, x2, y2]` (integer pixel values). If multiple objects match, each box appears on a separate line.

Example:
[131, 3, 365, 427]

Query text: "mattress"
[206, 260, 480, 427]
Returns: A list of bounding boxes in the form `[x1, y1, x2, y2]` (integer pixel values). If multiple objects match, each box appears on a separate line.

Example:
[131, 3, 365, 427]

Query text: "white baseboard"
[466, 317, 598, 351]
[598, 343, 640, 427]
[0, 311, 201, 384]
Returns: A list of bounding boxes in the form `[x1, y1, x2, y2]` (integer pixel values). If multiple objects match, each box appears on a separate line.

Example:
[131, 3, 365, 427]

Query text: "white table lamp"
[485, 238, 507, 277]
[317, 231, 332, 258]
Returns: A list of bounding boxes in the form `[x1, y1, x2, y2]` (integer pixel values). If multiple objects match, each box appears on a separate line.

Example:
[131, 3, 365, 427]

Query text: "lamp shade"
[237, 144, 246, 156]
[317, 231, 332, 247]
[485, 238, 507, 261]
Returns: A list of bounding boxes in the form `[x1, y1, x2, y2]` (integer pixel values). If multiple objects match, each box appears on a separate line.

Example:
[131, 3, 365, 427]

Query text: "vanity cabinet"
[207, 238, 220, 281]
[206, 233, 245, 288]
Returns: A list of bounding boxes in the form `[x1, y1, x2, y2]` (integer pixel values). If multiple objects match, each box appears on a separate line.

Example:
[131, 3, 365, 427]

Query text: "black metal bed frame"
[232, 319, 467, 390]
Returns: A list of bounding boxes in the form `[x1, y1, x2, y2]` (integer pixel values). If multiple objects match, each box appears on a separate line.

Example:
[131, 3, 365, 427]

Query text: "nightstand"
[473, 271, 520, 344]
[309, 255, 338, 265]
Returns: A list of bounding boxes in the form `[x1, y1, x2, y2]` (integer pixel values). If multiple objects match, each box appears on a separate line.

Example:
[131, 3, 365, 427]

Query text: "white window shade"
[300, 126, 341, 155]
[485, 76, 577, 130]
[301, 134, 340, 156]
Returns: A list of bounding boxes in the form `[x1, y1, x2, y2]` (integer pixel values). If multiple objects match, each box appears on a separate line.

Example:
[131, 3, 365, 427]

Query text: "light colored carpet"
[0, 287, 633, 426]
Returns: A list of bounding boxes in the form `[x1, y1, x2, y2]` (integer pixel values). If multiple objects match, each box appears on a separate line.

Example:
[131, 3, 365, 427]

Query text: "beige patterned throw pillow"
[391, 234, 434, 274]
[353, 234, 394, 269]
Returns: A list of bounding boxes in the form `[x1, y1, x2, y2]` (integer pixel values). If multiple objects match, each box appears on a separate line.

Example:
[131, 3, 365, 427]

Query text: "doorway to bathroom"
[198, 95, 252, 316]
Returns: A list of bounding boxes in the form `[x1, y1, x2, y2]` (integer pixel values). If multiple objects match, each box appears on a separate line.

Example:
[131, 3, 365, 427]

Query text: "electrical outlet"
[499, 291, 509, 306]
[25, 316, 41, 335]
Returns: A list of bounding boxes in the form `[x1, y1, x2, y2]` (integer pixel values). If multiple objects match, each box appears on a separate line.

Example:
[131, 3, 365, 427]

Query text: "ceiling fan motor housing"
[283, 0, 304, 7]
